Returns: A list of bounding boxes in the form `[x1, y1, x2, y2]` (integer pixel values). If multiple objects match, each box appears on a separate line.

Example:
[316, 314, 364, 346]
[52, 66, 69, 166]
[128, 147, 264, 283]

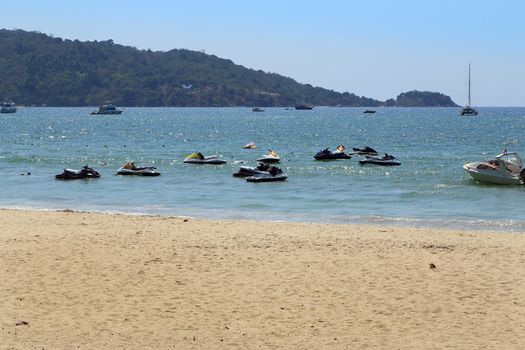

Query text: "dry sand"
[1, 209, 525, 349]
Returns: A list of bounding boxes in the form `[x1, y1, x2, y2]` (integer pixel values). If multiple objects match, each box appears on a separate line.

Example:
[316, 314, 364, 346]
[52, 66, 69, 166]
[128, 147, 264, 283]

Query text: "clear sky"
[3, 0, 524, 106]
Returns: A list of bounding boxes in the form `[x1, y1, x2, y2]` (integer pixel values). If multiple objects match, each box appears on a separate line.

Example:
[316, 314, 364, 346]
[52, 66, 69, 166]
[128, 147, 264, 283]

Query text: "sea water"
[1, 107, 525, 231]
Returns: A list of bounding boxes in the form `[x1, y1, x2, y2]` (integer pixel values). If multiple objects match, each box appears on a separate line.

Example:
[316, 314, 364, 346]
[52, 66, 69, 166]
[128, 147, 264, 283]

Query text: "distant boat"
[363, 109, 376, 114]
[252, 107, 265, 112]
[1, 100, 17, 113]
[90, 101, 123, 115]
[294, 104, 314, 110]
[460, 63, 478, 116]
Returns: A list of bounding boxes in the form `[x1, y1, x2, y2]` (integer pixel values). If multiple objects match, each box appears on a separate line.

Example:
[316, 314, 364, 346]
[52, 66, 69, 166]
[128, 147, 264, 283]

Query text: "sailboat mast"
[468, 63, 471, 107]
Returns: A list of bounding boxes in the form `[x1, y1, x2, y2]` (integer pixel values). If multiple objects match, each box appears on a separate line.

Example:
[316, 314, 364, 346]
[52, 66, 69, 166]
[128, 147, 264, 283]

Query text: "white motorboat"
[463, 151, 524, 185]
[359, 154, 401, 166]
[256, 150, 280, 163]
[184, 152, 226, 164]
[117, 163, 160, 176]
[243, 142, 257, 149]
[91, 101, 123, 115]
[1, 100, 17, 113]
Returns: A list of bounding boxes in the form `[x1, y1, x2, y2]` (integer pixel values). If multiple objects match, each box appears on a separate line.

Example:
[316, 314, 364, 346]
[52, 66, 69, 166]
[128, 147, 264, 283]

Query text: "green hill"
[384, 90, 459, 107]
[0, 29, 458, 107]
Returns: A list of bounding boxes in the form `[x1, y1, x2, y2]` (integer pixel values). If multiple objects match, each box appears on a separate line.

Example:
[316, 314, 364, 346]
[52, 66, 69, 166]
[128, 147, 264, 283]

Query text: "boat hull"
[463, 164, 522, 185]
[91, 111, 123, 115]
[460, 107, 478, 116]
[294, 104, 314, 110]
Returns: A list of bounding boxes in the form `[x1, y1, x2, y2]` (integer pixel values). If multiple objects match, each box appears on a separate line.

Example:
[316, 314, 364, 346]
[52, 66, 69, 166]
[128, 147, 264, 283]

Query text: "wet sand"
[1, 209, 524, 349]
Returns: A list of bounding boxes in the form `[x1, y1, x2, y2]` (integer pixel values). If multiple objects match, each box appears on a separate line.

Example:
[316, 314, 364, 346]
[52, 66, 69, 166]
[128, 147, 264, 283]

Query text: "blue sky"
[3, 0, 525, 106]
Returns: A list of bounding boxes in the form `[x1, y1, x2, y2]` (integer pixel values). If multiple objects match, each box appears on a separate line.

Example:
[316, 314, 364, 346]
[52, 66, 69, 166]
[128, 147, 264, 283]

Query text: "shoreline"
[2, 209, 525, 348]
[1, 205, 524, 233]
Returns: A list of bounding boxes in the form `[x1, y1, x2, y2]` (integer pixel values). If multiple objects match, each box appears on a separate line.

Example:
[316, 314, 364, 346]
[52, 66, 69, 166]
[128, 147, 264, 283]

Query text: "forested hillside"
[0, 29, 457, 107]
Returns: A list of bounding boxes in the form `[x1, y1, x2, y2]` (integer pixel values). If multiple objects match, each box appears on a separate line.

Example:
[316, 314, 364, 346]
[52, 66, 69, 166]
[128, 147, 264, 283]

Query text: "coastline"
[2, 209, 525, 349]
[2, 205, 524, 233]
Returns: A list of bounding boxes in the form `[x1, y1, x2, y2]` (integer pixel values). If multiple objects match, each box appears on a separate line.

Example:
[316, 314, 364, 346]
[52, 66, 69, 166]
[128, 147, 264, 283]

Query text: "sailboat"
[460, 63, 478, 116]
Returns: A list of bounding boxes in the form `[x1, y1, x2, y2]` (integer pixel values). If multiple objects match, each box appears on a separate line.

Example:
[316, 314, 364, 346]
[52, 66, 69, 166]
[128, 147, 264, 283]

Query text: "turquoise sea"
[1, 107, 525, 231]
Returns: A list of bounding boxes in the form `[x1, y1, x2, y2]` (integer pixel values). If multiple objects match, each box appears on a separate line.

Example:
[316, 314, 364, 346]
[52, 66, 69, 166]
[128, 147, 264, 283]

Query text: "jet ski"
[233, 163, 271, 177]
[359, 154, 401, 166]
[314, 145, 352, 160]
[55, 165, 101, 179]
[352, 146, 379, 155]
[256, 150, 280, 163]
[245, 166, 288, 182]
[243, 142, 257, 149]
[184, 152, 227, 165]
[117, 162, 160, 176]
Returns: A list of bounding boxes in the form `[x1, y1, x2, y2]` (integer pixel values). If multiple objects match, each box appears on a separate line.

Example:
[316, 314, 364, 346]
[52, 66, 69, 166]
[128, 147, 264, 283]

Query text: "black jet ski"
[352, 146, 379, 155]
[314, 145, 352, 160]
[184, 152, 227, 164]
[359, 154, 401, 166]
[55, 165, 101, 179]
[245, 166, 288, 182]
[233, 163, 271, 177]
[117, 162, 160, 176]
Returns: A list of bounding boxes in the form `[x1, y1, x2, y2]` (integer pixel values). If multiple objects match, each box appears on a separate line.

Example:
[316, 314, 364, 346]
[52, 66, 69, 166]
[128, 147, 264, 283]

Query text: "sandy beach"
[1, 209, 524, 349]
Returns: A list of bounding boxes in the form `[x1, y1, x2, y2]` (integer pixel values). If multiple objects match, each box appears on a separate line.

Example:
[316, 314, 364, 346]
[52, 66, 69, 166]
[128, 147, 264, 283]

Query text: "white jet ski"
[256, 149, 280, 163]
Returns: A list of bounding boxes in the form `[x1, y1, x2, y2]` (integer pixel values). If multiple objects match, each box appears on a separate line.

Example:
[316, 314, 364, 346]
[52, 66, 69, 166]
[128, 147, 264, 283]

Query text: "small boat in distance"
[252, 107, 265, 112]
[294, 104, 314, 110]
[363, 110, 376, 114]
[463, 151, 524, 185]
[91, 101, 123, 115]
[1, 100, 17, 113]
[460, 63, 478, 116]
[243, 142, 257, 149]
